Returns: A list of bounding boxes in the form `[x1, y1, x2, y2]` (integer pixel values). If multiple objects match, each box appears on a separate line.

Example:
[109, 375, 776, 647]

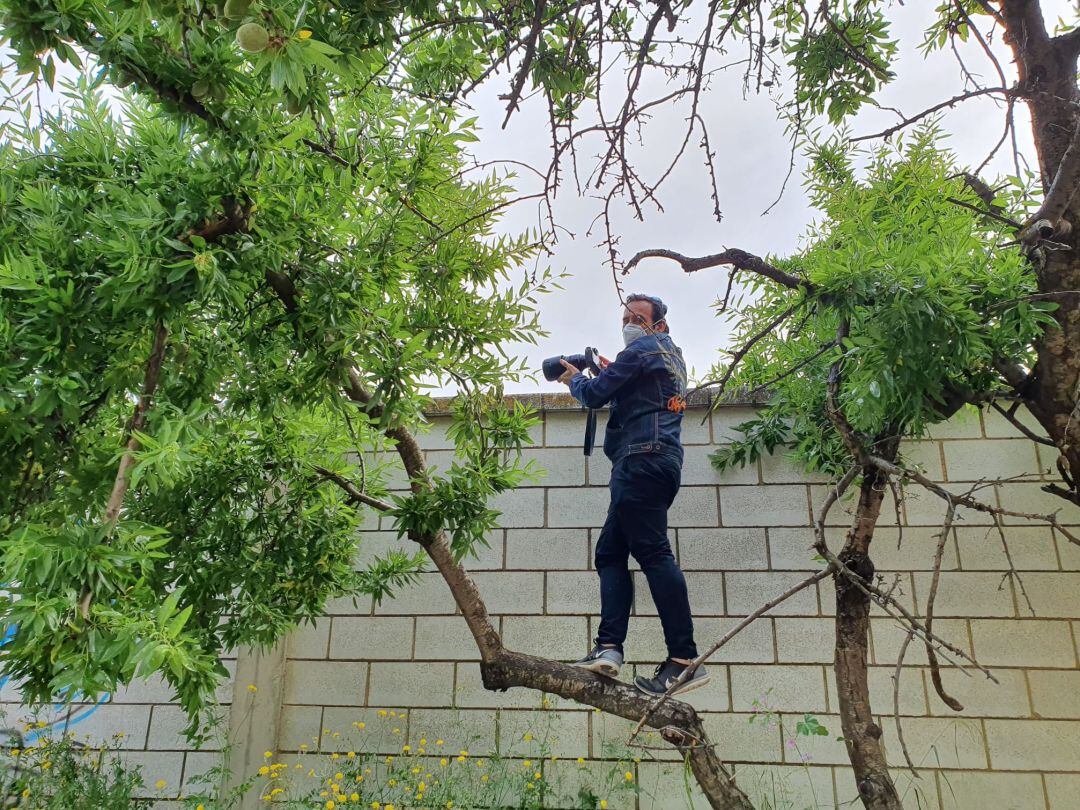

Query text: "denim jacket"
[568, 332, 688, 465]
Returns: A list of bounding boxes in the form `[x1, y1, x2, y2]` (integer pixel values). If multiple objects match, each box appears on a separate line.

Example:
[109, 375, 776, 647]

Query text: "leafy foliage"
[712, 128, 1054, 475]
[0, 69, 553, 731]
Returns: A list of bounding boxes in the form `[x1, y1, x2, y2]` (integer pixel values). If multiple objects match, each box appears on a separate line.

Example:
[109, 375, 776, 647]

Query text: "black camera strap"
[583, 407, 597, 456]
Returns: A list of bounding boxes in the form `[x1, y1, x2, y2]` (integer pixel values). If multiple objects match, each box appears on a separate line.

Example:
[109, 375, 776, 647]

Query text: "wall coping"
[421, 387, 768, 415]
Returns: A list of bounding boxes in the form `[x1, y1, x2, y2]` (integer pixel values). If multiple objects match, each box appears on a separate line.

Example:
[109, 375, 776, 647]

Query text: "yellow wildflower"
[326, 802, 336, 810]
[378, 710, 388, 717]
[247, 684, 258, 692]
[440, 758, 448, 766]
[350, 794, 360, 802]
[258, 766, 269, 775]
[523, 733, 533, 741]
[534, 772, 542, 780]
[436, 739, 444, 746]
[600, 802, 608, 809]
[335, 772, 344, 781]
[347, 751, 356, 758]
[625, 771, 634, 781]
[298, 29, 313, 40]
[402, 744, 410, 752]
[154, 780, 167, 790]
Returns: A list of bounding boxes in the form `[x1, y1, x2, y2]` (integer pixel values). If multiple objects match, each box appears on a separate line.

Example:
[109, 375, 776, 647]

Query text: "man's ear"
[654, 319, 668, 333]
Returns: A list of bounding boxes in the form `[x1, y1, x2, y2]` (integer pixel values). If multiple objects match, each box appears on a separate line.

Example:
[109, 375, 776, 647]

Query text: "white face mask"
[622, 324, 649, 347]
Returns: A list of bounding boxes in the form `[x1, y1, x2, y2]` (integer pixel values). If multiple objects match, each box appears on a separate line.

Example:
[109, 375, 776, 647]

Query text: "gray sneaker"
[634, 659, 709, 697]
[571, 644, 623, 678]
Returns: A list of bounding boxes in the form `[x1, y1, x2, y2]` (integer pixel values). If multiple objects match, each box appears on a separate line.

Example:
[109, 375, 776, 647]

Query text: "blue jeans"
[594, 453, 698, 660]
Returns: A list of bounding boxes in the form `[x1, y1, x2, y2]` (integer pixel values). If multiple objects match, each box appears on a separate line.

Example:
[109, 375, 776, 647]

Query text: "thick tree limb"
[623, 247, 812, 292]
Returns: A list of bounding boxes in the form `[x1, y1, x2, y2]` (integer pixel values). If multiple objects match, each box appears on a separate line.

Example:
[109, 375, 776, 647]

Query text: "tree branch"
[623, 247, 812, 292]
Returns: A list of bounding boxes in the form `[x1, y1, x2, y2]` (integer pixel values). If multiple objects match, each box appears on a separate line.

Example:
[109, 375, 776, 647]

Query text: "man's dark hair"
[626, 293, 668, 324]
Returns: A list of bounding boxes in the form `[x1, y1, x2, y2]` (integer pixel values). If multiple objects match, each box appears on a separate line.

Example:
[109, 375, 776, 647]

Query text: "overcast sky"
[462, 1, 1076, 395]
[4, 3, 1075, 397]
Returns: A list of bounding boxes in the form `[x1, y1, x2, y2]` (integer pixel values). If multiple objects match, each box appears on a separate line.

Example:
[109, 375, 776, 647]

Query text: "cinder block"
[506, 529, 588, 569]
[734, 764, 837, 809]
[670, 486, 720, 527]
[679, 527, 769, 570]
[322, 590, 373, 616]
[711, 407, 762, 443]
[843, 526, 960, 572]
[767, 528, 824, 571]
[117, 750, 185, 799]
[1007, 572, 1080, 618]
[1056, 528, 1080, 570]
[730, 665, 828, 713]
[452, 662, 540, 709]
[909, 572, 1016, 617]
[406, 707, 497, 754]
[1046, 773, 1080, 809]
[900, 486, 992, 527]
[726, 572, 820, 616]
[491, 487, 546, 528]
[284, 661, 367, 706]
[779, 713, 848, 764]
[368, 662, 453, 708]
[985, 719, 1080, 770]
[546, 571, 600, 614]
[500, 708, 589, 758]
[703, 712, 784, 763]
[870, 617, 970, 666]
[926, 666, 1030, 718]
[457, 530, 504, 570]
[932, 770, 1045, 810]
[110, 675, 175, 704]
[954, 525, 1059, 571]
[181, 750, 220, 794]
[361, 450, 411, 491]
[981, 407, 1047, 440]
[880, 717, 987, 769]
[353, 530, 413, 569]
[758, 452, 831, 484]
[373, 572, 457, 615]
[899, 441, 944, 480]
[632, 570, 724, 617]
[996, 482, 1080, 526]
[548, 487, 609, 527]
[47, 704, 150, 749]
[680, 407, 712, 445]
[722, 485, 810, 527]
[943, 438, 1041, 482]
[415, 418, 455, 450]
[146, 704, 201, 751]
[519, 447, 587, 487]
[470, 571, 544, 614]
[586, 452, 612, 486]
[824, 664, 928, 717]
[682, 444, 758, 485]
[414, 616, 480, 661]
[970, 618, 1075, 667]
[690, 617, 775, 664]
[287, 619, 330, 659]
[589, 710, 674, 763]
[1028, 670, 1080, 719]
[774, 618, 834, 664]
[925, 412, 983, 439]
[545, 410, 604, 447]
[277, 705, 322, 752]
[637, 760, 709, 808]
[502, 615, 589, 660]
[548, 759, 641, 809]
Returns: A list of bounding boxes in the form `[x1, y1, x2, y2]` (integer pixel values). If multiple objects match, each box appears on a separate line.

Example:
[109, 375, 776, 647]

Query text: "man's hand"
[557, 358, 581, 385]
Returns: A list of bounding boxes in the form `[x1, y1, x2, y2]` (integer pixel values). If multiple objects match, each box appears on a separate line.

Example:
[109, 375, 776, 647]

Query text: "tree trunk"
[1000, 1, 1080, 506]
[833, 449, 903, 810]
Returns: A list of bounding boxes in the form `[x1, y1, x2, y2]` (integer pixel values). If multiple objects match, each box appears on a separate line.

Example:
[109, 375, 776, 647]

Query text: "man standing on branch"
[557, 294, 706, 697]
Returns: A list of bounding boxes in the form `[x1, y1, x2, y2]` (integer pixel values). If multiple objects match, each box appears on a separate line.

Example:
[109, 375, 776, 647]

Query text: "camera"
[542, 347, 602, 381]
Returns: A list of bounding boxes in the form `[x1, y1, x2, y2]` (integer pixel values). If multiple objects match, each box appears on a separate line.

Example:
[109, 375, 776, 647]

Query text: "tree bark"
[999, 1, 1080, 506]
[833, 445, 903, 810]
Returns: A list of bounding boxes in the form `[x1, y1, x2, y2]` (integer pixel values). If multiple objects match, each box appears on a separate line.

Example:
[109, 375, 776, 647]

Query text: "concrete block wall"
[277, 398, 1080, 810]
[3, 398, 1077, 809]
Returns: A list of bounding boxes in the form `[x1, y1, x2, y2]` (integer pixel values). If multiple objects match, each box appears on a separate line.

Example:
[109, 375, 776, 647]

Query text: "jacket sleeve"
[568, 347, 642, 409]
